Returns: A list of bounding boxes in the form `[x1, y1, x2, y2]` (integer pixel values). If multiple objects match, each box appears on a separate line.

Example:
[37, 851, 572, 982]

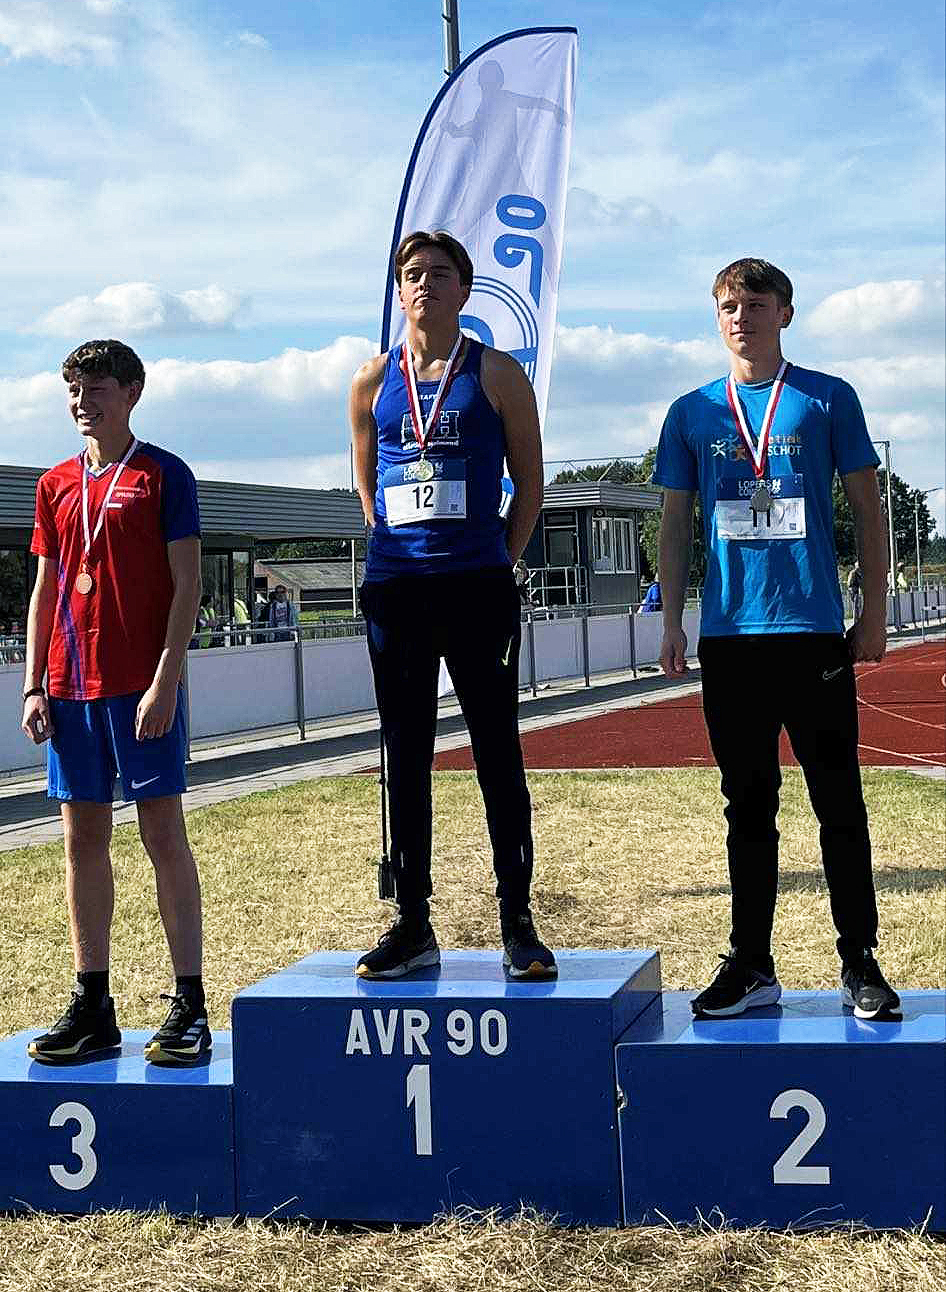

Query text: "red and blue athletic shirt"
[31, 441, 200, 700]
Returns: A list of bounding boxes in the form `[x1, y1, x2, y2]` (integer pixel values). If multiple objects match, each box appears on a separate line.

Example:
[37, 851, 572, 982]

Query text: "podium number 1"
[770, 1089, 830, 1185]
[49, 1101, 98, 1190]
[406, 1064, 432, 1156]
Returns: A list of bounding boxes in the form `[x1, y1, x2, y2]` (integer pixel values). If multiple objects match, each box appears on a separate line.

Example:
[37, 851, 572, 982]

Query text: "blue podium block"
[233, 949, 660, 1223]
[617, 991, 945, 1229]
[0, 1030, 235, 1215]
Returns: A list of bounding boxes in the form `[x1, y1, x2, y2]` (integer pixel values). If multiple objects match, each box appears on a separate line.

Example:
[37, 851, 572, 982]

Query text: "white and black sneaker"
[144, 993, 212, 1065]
[841, 951, 901, 1019]
[28, 992, 121, 1063]
[691, 952, 782, 1017]
[355, 917, 440, 978]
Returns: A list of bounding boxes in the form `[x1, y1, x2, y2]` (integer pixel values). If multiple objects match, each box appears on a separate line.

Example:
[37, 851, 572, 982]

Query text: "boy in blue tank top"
[654, 258, 899, 1021]
[349, 230, 556, 980]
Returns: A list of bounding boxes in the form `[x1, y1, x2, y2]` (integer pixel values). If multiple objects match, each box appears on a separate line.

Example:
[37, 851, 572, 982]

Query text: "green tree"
[256, 538, 366, 561]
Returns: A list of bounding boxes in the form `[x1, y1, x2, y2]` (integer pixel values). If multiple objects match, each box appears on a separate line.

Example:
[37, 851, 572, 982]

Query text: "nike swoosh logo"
[500, 637, 513, 666]
[822, 667, 844, 681]
[131, 775, 160, 789]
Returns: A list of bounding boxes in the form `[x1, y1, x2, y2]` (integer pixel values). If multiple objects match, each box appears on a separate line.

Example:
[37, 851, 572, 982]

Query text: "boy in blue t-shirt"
[653, 258, 899, 1021]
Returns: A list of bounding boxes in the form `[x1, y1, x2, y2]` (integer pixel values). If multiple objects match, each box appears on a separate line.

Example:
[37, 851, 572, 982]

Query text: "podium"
[1, 967, 942, 1228]
[231, 950, 661, 1224]
[0, 1030, 234, 1215]
[617, 991, 946, 1229]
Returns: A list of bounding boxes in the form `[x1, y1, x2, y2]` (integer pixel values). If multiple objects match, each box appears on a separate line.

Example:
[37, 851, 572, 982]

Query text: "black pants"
[697, 633, 878, 964]
[360, 566, 533, 922]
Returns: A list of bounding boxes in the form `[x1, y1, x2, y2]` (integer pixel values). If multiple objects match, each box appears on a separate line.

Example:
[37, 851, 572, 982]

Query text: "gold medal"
[415, 457, 435, 482]
[75, 570, 93, 594]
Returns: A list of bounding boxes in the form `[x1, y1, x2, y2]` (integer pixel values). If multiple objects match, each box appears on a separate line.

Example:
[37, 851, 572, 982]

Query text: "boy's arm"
[21, 555, 58, 743]
[135, 536, 202, 740]
[658, 488, 696, 676]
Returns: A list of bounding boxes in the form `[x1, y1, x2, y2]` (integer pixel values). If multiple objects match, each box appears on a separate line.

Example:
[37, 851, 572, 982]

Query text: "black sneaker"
[692, 952, 782, 1017]
[841, 951, 901, 1019]
[355, 917, 440, 978]
[501, 910, 557, 979]
[144, 993, 212, 1065]
[28, 992, 121, 1063]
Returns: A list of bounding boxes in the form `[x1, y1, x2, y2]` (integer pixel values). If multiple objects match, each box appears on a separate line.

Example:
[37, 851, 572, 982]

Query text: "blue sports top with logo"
[653, 364, 879, 636]
[365, 339, 510, 580]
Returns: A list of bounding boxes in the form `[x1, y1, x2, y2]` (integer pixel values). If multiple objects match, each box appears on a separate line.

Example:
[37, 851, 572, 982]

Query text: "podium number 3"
[770, 1089, 830, 1185]
[49, 1101, 98, 1190]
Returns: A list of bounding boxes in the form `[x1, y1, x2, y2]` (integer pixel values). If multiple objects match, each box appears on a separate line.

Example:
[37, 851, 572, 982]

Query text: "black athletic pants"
[697, 633, 879, 964]
[360, 566, 533, 923]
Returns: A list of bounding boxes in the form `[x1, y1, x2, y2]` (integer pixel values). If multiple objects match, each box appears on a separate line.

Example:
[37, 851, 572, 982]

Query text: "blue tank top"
[365, 339, 510, 580]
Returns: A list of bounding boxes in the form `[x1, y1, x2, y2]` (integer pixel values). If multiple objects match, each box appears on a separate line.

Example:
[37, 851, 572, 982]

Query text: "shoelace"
[158, 993, 192, 1026]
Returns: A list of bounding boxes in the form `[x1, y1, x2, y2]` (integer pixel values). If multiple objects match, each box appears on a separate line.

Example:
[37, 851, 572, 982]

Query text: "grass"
[1, 768, 943, 1290]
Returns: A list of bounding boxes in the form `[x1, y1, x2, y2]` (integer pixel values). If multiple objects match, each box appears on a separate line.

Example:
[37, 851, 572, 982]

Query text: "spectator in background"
[847, 561, 863, 620]
[896, 561, 908, 592]
[232, 593, 249, 646]
[194, 593, 216, 648]
[638, 574, 662, 614]
[265, 584, 298, 643]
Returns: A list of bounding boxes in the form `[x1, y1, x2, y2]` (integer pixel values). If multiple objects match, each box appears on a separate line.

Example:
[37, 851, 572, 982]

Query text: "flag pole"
[442, 0, 460, 75]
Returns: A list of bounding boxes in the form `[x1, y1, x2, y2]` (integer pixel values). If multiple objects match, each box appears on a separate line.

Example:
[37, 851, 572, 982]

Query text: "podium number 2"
[49, 1101, 98, 1190]
[770, 1089, 830, 1185]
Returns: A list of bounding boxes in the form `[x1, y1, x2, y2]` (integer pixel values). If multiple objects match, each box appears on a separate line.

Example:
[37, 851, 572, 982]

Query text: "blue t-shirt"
[365, 340, 510, 580]
[652, 364, 879, 635]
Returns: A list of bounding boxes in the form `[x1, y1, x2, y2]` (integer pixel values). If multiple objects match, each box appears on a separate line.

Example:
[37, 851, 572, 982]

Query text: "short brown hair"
[712, 259, 793, 308]
[394, 230, 474, 287]
[61, 339, 146, 390]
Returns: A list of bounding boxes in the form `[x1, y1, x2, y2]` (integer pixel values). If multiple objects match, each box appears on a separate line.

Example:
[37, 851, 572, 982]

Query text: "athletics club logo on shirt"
[399, 409, 460, 450]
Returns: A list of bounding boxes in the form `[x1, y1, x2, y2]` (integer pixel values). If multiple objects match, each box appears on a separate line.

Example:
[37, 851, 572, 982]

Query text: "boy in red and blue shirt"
[22, 339, 210, 1065]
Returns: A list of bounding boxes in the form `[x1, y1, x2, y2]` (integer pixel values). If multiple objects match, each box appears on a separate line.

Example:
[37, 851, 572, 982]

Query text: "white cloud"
[551, 324, 720, 407]
[807, 279, 945, 337]
[234, 31, 270, 50]
[566, 187, 676, 236]
[0, 1, 116, 64]
[32, 283, 246, 336]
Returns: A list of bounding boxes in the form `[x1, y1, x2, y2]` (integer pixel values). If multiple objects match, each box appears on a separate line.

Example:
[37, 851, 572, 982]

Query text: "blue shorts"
[47, 689, 188, 804]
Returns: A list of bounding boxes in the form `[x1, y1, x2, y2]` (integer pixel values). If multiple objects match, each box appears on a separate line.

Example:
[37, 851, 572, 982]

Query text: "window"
[614, 518, 636, 573]
[592, 518, 613, 572]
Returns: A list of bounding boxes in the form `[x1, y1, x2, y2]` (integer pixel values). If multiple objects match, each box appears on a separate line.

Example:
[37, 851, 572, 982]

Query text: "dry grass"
[1, 768, 943, 1290]
[0, 1209, 941, 1292]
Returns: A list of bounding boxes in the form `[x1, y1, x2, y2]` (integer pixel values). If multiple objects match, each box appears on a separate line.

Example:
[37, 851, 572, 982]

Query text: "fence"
[2, 586, 944, 779]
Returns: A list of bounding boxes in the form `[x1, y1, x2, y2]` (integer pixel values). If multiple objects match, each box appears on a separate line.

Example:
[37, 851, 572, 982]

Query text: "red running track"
[433, 640, 946, 771]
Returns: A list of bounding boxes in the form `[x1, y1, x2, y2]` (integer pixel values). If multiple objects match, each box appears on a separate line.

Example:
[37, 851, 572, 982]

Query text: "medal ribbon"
[726, 360, 788, 480]
[400, 333, 464, 454]
[80, 436, 138, 562]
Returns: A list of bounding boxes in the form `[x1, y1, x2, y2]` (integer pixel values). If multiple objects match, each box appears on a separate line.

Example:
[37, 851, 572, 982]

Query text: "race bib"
[715, 474, 806, 541]
[382, 458, 467, 527]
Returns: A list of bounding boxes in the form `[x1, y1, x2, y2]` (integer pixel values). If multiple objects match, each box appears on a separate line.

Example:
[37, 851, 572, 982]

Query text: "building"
[523, 480, 662, 607]
[0, 466, 662, 628]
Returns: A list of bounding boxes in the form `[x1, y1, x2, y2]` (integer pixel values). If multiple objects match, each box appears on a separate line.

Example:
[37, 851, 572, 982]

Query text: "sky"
[1, 0, 943, 529]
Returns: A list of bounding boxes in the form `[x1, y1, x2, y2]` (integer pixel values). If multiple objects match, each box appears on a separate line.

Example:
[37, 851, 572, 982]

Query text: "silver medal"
[415, 457, 435, 482]
[750, 483, 772, 513]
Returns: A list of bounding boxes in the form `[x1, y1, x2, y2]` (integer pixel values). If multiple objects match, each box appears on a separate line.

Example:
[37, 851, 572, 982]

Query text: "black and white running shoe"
[28, 992, 121, 1063]
[841, 951, 901, 1019]
[144, 993, 212, 1065]
[501, 910, 557, 979]
[691, 952, 782, 1017]
[356, 917, 440, 979]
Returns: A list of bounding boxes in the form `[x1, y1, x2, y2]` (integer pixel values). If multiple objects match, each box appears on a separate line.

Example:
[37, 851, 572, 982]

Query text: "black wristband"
[23, 686, 46, 703]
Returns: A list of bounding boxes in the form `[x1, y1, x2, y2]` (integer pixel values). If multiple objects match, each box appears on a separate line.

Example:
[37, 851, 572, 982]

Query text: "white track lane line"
[856, 698, 946, 732]
[857, 742, 945, 766]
